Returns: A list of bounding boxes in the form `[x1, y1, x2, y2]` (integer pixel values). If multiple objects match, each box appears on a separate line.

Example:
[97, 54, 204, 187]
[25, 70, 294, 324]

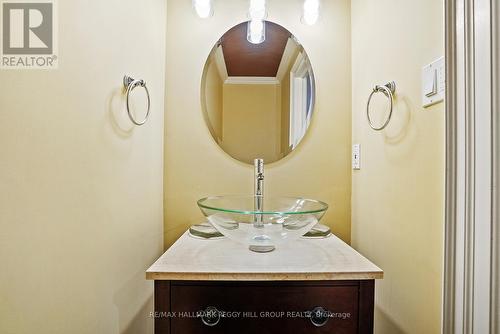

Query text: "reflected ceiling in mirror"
[201, 21, 315, 164]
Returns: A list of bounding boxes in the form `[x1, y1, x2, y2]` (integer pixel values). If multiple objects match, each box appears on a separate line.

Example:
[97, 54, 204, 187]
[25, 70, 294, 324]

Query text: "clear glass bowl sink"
[197, 195, 329, 252]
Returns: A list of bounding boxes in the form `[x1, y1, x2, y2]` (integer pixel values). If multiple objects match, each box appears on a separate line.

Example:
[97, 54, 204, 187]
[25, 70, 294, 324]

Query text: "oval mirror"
[201, 21, 315, 164]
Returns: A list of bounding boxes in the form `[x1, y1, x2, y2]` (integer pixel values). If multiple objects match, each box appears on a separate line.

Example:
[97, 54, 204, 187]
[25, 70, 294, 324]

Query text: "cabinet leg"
[154, 281, 171, 334]
[358, 280, 375, 334]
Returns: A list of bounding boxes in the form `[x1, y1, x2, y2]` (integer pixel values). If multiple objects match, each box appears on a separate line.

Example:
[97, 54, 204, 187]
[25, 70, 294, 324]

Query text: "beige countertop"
[146, 231, 383, 281]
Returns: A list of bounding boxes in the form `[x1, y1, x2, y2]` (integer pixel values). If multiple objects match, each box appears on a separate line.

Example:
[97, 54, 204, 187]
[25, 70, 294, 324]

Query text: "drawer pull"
[309, 306, 330, 327]
[200, 306, 220, 327]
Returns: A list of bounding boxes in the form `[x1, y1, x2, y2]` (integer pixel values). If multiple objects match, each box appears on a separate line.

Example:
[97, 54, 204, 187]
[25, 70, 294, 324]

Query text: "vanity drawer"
[166, 281, 365, 334]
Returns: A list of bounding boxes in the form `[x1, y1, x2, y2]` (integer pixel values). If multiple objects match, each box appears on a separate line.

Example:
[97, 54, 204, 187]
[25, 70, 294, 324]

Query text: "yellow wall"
[165, 0, 352, 247]
[221, 83, 281, 163]
[351, 1, 444, 333]
[0, 1, 165, 333]
[202, 55, 223, 141]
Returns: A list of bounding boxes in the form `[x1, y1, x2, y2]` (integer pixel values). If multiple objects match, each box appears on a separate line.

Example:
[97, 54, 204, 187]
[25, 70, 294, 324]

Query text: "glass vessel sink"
[197, 195, 329, 252]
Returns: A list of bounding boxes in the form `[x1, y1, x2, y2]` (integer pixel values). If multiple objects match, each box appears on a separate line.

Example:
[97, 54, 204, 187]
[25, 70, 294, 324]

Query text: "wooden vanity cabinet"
[147, 232, 382, 334]
[154, 279, 374, 334]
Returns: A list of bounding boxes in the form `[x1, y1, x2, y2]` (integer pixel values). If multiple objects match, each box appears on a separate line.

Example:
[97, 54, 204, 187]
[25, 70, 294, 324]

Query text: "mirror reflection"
[201, 21, 315, 164]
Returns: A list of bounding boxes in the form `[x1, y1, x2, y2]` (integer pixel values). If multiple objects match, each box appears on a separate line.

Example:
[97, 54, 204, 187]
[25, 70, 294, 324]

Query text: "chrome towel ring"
[366, 81, 396, 131]
[123, 75, 151, 126]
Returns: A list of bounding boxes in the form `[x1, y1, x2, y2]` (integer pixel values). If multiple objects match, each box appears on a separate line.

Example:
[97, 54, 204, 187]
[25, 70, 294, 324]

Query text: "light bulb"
[302, 0, 320, 25]
[303, 0, 319, 12]
[249, 0, 267, 20]
[193, 0, 213, 18]
[247, 20, 265, 44]
[302, 10, 319, 25]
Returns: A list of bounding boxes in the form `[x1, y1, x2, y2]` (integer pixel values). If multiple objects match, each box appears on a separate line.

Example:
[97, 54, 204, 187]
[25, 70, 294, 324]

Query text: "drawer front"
[170, 282, 359, 334]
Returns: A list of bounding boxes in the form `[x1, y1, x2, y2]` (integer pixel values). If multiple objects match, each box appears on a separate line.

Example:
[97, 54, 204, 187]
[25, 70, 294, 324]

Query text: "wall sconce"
[247, 19, 266, 44]
[193, 0, 213, 18]
[248, 0, 267, 20]
[247, 0, 267, 44]
[302, 0, 320, 25]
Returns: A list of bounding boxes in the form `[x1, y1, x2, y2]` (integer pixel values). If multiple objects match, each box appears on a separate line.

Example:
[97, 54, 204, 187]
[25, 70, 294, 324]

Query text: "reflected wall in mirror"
[201, 21, 315, 164]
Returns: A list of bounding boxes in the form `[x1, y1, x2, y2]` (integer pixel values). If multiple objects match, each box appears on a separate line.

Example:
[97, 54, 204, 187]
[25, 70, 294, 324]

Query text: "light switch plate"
[422, 56, 445, 108]
[352, 144, 360, 170]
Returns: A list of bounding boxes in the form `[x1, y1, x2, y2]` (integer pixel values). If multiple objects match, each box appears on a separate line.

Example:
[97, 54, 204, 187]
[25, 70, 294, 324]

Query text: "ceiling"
[221, 21, 291, 77]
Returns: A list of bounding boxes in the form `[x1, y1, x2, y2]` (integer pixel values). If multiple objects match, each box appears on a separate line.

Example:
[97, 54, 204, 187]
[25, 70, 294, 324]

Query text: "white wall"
[351, 0, 444, 333]
[0, 1, 165, 333]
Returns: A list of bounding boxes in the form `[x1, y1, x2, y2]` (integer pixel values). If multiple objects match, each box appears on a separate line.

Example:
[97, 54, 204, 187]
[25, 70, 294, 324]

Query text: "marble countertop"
[146, 231, 383, 281]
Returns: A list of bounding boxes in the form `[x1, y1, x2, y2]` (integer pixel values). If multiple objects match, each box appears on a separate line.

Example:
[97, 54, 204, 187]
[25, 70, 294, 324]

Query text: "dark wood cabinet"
[147, 233, 382, 333]
[154, 280, 374, 334]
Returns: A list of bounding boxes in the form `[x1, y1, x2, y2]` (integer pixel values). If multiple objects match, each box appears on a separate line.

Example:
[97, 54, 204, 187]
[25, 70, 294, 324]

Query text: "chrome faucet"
[254, 158, 264, 197]
[254, 158, 264, 227]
